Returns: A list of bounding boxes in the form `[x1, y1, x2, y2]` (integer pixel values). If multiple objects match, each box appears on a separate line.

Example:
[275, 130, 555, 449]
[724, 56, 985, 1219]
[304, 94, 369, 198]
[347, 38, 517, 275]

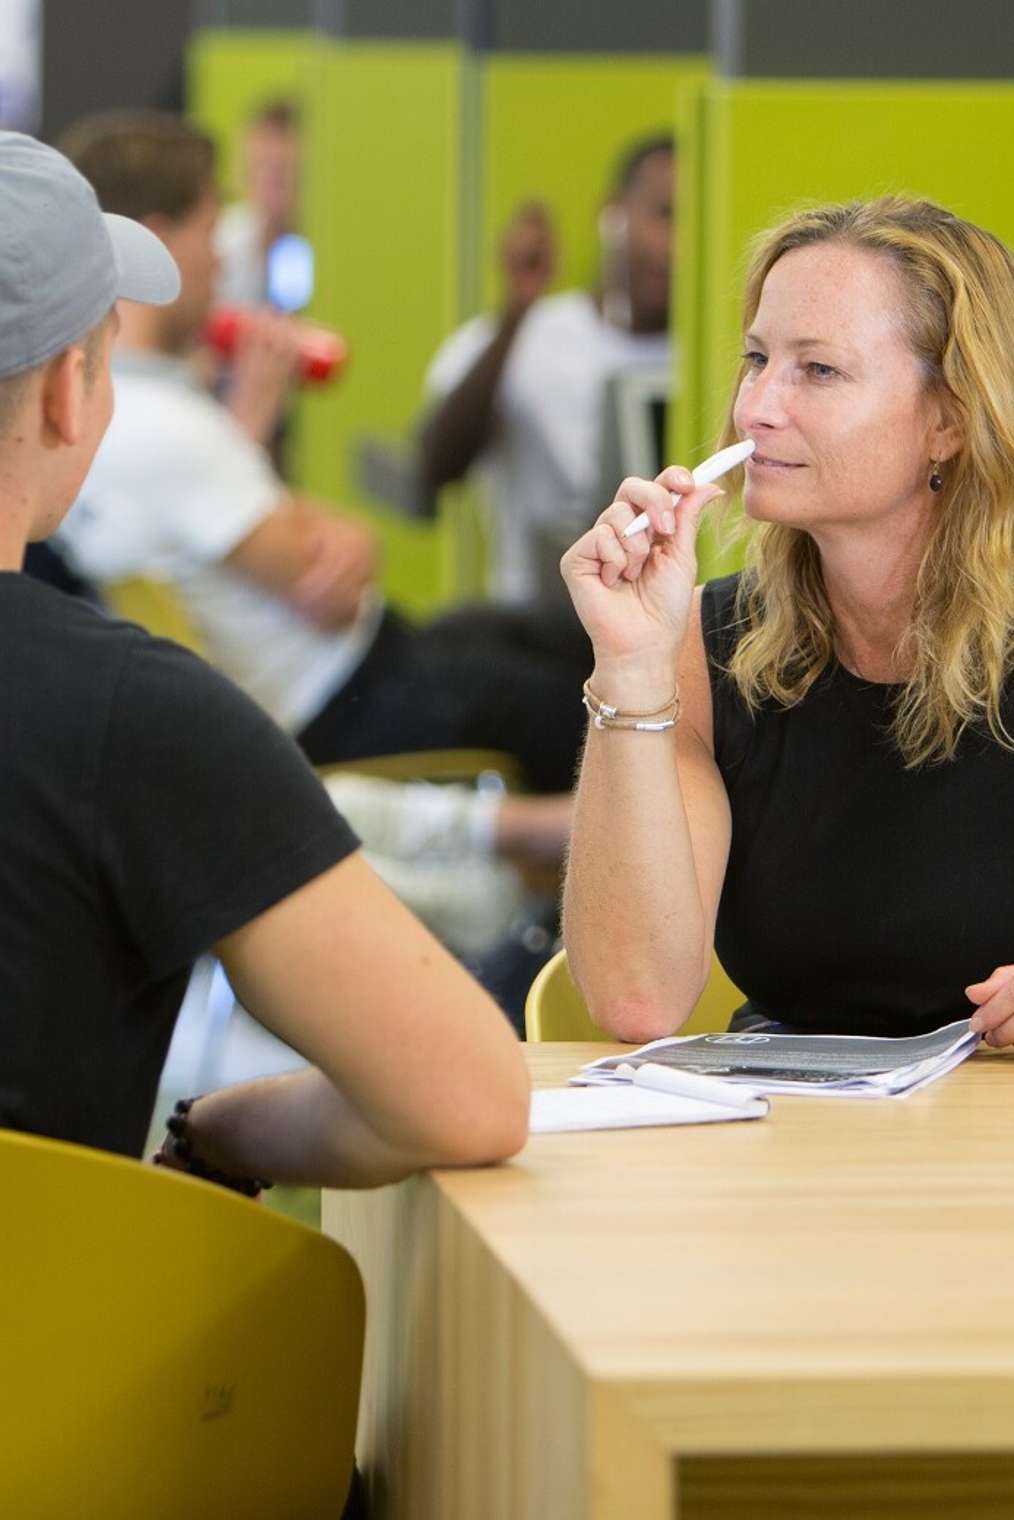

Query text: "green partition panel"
[683, 81, 1014, 579]
[477, 54, 710, 313]
[190, 34, 470, 617]
[672, 76, 712, 478]
[299, 42, 470, 616]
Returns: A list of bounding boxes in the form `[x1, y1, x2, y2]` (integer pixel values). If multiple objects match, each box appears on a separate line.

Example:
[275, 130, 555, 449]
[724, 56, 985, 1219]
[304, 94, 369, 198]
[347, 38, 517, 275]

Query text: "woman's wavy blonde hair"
[718, 195, 1014, 767]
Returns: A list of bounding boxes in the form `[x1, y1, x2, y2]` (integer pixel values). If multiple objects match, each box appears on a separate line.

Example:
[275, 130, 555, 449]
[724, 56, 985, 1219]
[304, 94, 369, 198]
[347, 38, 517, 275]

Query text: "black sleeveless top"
[702, 573, 1014, 1037]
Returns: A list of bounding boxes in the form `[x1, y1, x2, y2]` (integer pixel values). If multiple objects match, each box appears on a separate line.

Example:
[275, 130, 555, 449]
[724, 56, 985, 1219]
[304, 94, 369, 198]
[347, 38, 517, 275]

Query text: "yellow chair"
[103, 576, 523, 788]
[526, 947, 744, 1041]
[104, 574, 207, 655]
[0, 1125, 364, 1518]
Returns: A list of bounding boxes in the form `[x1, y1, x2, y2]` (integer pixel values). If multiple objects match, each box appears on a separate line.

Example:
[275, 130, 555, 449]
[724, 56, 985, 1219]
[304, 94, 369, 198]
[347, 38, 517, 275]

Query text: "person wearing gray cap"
[0, 135, 527, 1183]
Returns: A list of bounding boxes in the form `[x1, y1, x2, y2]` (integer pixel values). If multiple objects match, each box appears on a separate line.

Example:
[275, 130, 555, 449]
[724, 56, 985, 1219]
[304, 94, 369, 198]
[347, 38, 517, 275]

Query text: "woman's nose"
[736, 367, 789, 432]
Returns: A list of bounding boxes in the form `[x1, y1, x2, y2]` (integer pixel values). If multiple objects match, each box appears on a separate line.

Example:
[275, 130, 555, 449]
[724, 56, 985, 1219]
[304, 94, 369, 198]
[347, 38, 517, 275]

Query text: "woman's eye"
[741, 351, 766, 370]
[807, 361, 838, 381]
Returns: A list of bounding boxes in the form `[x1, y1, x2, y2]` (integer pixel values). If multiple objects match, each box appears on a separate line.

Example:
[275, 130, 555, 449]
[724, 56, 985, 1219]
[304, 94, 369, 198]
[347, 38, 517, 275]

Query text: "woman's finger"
[667, 484, 725, 561]
[607, 476, 677, 537]
[967, 967, 1014, 1035]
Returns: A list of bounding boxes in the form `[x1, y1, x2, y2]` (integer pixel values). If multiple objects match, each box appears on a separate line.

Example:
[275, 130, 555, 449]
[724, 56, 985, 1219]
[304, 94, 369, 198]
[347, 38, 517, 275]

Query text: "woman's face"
[733, 242, 950, 534]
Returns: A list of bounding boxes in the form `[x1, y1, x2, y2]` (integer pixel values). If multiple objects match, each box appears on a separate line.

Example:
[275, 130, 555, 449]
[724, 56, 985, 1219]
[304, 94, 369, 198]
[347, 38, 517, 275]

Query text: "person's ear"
[40, 345, 87, 446]
[930, 390, 964, 465]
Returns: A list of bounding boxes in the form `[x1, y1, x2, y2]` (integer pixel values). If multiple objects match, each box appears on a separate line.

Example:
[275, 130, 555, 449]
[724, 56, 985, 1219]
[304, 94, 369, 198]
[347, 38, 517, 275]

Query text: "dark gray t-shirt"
[0, 573, 358, 1156]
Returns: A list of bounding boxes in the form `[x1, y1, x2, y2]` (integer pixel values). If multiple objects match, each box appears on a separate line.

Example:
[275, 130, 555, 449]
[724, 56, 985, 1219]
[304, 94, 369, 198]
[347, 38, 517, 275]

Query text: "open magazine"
[572, 1018, 980, 1099]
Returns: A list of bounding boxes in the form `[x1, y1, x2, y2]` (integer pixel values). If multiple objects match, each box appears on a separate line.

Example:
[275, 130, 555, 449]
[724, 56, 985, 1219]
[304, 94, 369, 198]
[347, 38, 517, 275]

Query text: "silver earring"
[929, 461, 944, 493]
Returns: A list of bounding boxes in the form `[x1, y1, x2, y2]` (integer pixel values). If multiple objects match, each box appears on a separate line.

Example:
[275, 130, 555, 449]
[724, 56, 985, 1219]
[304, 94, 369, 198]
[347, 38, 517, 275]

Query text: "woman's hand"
[967, 966, 1014, 1046]
[561, 467, 723, 665]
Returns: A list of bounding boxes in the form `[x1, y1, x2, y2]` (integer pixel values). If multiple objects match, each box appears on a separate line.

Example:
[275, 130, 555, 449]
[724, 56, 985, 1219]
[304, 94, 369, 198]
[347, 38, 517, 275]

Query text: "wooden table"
[323, 1044, 1014, 1519]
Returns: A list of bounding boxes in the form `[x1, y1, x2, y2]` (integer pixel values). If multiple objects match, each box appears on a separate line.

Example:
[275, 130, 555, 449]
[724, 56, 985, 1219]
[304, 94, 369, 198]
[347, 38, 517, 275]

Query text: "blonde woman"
[562, 195, 1014, 1048]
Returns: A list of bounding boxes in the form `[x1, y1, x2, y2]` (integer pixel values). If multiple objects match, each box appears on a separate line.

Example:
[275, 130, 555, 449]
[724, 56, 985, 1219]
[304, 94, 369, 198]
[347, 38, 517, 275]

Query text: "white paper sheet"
[529, 1085, 768, 1134]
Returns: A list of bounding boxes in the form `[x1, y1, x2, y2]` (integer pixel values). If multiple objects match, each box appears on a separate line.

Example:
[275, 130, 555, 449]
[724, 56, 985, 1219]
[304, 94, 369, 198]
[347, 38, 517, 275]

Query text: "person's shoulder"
[215, 200, 258, 250]
[527, 289, 597, 332]
[3, 571, 133, 652]
[98, 357, 280, 535]
[425, 311, 499, 392]
[111, 361, 231, 442]
[0, 575, 147, 743]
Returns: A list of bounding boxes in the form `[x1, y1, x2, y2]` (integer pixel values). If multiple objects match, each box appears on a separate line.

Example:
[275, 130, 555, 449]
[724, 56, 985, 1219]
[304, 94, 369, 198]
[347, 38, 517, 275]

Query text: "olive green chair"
[0, 1124, 364, 1518]
[526, 946, 743, 1041]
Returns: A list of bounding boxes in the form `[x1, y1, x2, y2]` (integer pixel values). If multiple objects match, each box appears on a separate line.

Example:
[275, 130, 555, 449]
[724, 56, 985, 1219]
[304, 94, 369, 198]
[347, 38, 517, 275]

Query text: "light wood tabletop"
[323, 1042, 1014, 1519]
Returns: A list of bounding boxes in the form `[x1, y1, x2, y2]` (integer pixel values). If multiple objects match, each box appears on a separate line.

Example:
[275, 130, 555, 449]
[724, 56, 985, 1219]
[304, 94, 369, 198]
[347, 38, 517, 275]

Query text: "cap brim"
[103, 212, 181, 306]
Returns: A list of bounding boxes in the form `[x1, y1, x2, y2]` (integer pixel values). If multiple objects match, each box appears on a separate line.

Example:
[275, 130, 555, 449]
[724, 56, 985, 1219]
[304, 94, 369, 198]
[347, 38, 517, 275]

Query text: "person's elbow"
[583, 967, 708, 1046]
[431, 1056, 531, 1167]
[588, 994, 679, 1046]
[415, 415, 458, 494]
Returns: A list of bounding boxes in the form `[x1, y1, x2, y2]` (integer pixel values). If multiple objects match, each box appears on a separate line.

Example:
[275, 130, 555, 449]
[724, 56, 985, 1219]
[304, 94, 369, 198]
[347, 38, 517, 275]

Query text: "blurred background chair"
[0, 1123, 364, 1519]
[525, 946, 742, 1041]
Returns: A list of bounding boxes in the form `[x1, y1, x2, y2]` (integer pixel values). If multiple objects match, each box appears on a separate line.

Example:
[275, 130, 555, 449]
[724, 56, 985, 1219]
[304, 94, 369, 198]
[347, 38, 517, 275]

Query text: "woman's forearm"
[563, 675, 710, 1042]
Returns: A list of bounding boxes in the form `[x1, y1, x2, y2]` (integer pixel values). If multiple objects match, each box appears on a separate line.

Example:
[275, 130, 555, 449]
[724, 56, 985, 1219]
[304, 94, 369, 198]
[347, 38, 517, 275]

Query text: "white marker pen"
[621, 439, 756, 539]
[618, 1060, 765, 1109]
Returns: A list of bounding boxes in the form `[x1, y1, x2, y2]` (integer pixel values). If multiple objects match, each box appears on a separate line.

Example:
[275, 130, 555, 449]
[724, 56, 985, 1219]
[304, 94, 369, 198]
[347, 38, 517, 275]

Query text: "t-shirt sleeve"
[95, 630, 359, 978]
[423, 314, 499, 402]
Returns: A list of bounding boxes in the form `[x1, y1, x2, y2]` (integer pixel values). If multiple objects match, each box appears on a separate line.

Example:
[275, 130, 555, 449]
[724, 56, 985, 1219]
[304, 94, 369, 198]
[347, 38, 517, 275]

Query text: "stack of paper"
[573, 1018, 980, 1100]
[530, 1065, 769, 1134]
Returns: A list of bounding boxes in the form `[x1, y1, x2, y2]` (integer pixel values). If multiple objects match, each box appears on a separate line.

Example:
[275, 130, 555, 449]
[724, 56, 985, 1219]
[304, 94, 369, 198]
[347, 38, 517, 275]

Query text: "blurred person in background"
[418, 134, 675, 617]
[56, 111, 585, 797]
[210, 97, 308, 477]
[215, 97, 301, 310]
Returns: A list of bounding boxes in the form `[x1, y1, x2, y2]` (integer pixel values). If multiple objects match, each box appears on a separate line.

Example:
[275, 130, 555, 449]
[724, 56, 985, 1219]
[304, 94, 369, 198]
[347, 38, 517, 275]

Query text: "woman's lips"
[748, 453, 805, 470]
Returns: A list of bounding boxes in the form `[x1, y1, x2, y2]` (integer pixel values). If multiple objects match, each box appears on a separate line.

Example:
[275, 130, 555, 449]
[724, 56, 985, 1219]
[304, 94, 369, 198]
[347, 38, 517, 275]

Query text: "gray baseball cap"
[0, 131, 181, 381]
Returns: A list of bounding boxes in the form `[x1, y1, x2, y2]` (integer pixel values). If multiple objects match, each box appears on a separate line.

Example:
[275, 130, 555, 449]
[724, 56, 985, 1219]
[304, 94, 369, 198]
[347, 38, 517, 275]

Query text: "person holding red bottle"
[55, 110, 585, 799]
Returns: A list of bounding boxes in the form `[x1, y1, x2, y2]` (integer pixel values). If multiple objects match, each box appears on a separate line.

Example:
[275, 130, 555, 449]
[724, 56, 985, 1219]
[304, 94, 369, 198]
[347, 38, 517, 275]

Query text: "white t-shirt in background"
[425, 290, 671, 604]
[58, 350, 381, 734]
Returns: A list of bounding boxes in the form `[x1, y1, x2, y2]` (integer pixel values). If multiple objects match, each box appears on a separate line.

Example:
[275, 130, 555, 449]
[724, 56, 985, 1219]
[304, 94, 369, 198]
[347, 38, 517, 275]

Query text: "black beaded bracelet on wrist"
[154, 1097, 273, 1199]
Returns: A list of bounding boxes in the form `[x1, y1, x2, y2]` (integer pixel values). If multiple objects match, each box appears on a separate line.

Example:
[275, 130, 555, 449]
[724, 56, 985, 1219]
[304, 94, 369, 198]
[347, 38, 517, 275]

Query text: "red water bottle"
[204, 306, 349, 385]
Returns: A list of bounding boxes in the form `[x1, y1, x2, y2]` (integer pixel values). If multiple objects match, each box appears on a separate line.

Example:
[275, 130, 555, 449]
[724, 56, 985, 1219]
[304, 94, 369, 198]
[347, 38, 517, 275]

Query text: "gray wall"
[41, 0, 191, 142]
[714, 0, 1014, 78]
[41, 0, 1014, 151]
[191, 0, 709, 49]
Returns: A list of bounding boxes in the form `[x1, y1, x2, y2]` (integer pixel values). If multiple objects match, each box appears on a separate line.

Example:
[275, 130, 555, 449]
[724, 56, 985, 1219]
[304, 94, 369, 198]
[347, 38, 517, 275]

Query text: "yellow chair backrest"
[104, 575, 208, 656]
[317, 749, 523, 787]
[0, 1125, 364, 1518]
[526, 947, 743, 1041]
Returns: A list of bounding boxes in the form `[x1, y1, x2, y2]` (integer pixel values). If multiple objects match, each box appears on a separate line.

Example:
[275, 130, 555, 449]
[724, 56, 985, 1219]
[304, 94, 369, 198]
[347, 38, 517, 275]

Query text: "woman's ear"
[930, 390, 964, 465]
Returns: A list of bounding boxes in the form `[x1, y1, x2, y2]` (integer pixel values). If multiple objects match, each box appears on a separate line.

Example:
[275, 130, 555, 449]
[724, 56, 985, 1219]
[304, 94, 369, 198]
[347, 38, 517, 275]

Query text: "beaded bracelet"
[582, 679, 681, 733]
[153, 1097, 273, 1199]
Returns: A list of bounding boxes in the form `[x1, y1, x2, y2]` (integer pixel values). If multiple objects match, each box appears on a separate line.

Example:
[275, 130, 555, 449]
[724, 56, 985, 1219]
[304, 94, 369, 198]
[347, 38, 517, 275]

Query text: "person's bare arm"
[563, 592, 731, 1042]
[418, 202, 555, 491]
[222, 309, 303, 446]
[560, 469, 731, 1043]
[180, 852, 530, 1188]
[223, 495, 377, 630]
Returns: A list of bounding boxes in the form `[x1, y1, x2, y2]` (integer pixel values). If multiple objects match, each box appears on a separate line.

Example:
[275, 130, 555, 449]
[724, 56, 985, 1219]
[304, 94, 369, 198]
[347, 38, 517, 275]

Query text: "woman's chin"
[742, 488, 807, 525]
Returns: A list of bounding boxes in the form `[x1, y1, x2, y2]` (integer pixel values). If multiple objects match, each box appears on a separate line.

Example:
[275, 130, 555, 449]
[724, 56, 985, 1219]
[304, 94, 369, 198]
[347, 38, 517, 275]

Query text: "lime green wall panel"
[189, 34, 469, 616]
[688, 80, 1014, 579]
[477, 54, 710, 313]
[299, 43, 468, 615]
[672, 76, 712, 472]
